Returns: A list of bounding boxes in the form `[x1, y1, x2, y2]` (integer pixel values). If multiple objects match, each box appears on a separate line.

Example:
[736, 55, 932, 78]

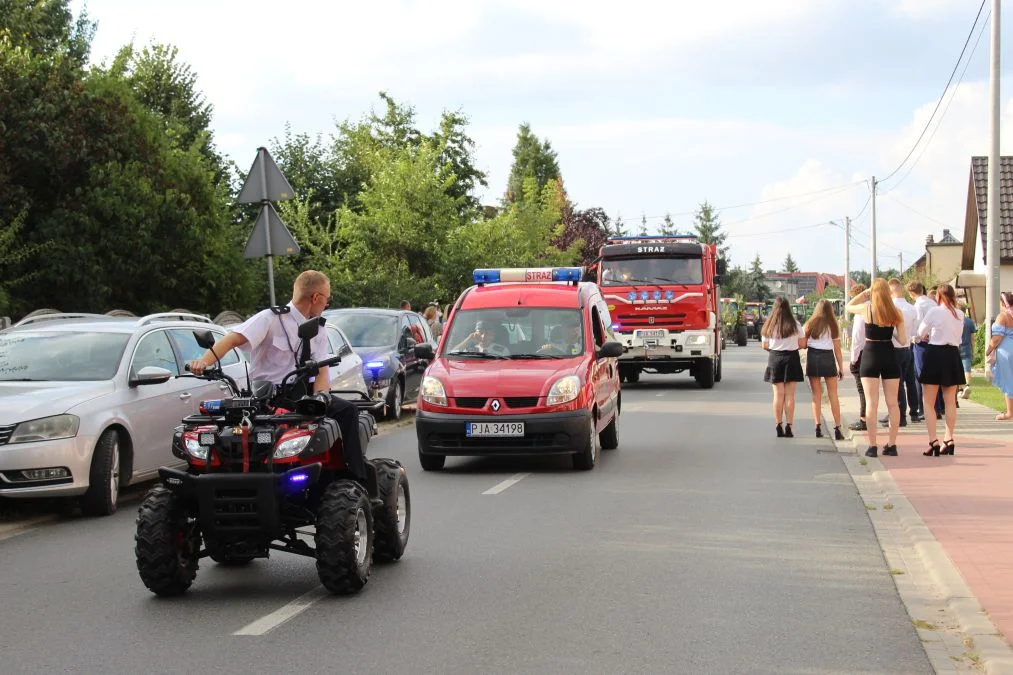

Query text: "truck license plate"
[466, 422, 525, 437]
[636, 329, 666, 338]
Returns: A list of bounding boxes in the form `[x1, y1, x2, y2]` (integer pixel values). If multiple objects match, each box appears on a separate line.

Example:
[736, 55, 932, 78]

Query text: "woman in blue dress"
[986, 291, 1013, 420]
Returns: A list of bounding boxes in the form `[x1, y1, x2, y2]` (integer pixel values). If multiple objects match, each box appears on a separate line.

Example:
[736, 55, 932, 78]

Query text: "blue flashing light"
[652, 290, 662, 301]
[365, 360, 385, 370]
[289, 473, 309, 484]
[627, 291, 637, 301]
[473, 269, 502, 284]
[639, 291, 649, 301]
[611, 322, 621, 331]
[665, 290, 675, 301]
[550, 267, 582, 282]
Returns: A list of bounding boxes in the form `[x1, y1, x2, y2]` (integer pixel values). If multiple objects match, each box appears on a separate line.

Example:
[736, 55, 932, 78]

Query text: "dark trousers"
[324, 394, 368, 481]
[895, 347, 917, 419]
[851, 357, 866, 418]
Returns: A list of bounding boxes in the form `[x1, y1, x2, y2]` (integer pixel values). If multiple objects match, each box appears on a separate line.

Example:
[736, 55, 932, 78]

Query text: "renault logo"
[648, 317, 655, 325]
[491, 399, 501, 412]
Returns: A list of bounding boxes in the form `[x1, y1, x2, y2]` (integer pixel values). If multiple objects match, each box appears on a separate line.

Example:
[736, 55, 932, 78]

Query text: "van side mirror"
[597, 341, 623, 359]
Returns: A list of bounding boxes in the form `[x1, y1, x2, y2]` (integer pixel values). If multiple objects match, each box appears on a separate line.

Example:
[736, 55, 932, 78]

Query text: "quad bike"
[134, 316, 410, 597]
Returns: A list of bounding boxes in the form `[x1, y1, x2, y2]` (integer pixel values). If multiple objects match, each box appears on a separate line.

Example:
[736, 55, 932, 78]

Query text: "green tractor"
[720, 297, 748, 347]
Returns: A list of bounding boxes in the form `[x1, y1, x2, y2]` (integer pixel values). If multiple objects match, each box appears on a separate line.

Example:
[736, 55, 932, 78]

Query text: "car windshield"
[328, 313, 399, 348]
[0, 331, 130, 381]
[600, 257, 703, 286]
[444, 308, 584, 359]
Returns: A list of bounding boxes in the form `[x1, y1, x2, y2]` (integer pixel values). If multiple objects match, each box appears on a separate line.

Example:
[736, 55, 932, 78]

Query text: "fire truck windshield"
[600, 257, 702, 286]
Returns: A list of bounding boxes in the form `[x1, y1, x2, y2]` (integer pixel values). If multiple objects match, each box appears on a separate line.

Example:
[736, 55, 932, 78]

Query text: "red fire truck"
[583, 235, 723, 388]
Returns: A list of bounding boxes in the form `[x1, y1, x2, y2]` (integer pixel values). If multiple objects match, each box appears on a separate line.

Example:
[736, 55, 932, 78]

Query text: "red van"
[412, 268, 623, 471]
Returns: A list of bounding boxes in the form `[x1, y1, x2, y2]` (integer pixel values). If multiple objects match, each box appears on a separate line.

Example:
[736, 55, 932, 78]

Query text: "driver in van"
[185, 270, 368, 482]
[540, 318, 581, 355]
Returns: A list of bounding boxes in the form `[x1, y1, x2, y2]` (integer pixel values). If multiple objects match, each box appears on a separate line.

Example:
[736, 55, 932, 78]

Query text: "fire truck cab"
[585, 235, 722, 388]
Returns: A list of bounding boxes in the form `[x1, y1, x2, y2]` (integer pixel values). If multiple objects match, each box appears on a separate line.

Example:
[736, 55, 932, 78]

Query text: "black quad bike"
[134, 316, 410, 596]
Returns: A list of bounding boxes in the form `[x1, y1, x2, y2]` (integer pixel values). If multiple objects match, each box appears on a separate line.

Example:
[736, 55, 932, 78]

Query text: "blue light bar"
[551, 267, 582, 282]
[473, 269, 502, 284]
[289, 473, 309, 483]
[472, 267, 583, 285]
[365, 360, 385, 370]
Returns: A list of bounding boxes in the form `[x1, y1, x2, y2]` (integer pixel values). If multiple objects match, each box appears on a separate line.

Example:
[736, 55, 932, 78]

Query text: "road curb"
[838, 409, 1013, 674]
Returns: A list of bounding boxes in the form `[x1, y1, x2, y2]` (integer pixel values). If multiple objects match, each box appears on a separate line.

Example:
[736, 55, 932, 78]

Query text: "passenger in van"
[539, 321, 581, 355]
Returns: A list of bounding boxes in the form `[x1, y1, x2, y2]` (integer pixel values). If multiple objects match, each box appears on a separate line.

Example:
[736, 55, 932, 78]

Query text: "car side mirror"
[596, 341, 623, 359]
[403, 337, 417, 352]
[193, 330, 216, 349]
[298, 317, 324, 340]
[130, 366, 173, 387]
[414, 343, 435, 360]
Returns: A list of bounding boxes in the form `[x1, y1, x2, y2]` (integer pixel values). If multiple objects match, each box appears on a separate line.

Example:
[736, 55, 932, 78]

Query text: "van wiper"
[509, 353, 565, 360]
[0, 378, 42, 381]
[446, 350, 509, 360]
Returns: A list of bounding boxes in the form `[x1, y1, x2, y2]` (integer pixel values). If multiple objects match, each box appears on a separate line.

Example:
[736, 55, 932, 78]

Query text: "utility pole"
[986, 0, 1002, 342]
[899, 252, 903, 277]
[870, 176, 878, 280]
[844, 217, 851, 302]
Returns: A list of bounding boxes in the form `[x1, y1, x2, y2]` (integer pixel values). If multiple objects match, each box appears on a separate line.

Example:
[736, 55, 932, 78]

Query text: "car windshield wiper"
[0, 378, 42, 381]
[509, 353, 566, 360]
[446, 350, 509, 360]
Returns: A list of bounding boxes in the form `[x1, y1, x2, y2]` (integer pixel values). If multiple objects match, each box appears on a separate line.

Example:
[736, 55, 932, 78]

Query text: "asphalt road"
[0, 344, 932, 674]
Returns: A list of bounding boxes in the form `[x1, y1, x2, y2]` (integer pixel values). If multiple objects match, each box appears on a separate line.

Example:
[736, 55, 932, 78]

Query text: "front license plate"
[636, 329, 666, 338]
[466, 422, 525, 437]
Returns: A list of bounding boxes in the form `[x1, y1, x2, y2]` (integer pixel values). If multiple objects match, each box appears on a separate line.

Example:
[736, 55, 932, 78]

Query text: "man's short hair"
[293, 270, 330, 302]
[399, 300, 411, 310]
[906, 280, 925, 295]
[888, 277, 903, 289]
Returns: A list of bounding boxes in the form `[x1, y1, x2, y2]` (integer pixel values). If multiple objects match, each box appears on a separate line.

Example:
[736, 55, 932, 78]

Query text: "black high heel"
[941, 439, 955, 455]
[923, 440, 941, 457]
[815, 424, 823, 438]
[865, 446, 878, 457]
[776, 423, 784, 437]
[784, 424, 794, 438]
[834, 426, 845, 441]
[883, 444, 898, 456]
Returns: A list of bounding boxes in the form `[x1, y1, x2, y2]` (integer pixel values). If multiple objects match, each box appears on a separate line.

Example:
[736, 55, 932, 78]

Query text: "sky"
[69, 0, 1013, 277]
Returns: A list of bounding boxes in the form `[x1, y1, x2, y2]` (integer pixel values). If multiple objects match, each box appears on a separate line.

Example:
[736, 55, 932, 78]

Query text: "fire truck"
[583, 235, 723, 388]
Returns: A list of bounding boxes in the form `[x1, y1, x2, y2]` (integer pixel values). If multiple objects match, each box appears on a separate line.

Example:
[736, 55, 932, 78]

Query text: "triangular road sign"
[237, 147, 296, 204]
[243, 203, 301, 259]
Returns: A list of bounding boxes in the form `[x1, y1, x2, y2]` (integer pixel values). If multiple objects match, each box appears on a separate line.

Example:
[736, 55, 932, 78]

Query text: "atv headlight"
[184, 436, 207, 460]
[546, 375, 580, 406]
[420, 376, 447, 406]
[274, 434, 311, 459]
[9, 414, 80, 443]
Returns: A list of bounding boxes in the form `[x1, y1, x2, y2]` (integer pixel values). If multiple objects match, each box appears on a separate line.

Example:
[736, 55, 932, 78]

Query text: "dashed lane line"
[232, 586, 328, 636]
[482, 473, 531, 495]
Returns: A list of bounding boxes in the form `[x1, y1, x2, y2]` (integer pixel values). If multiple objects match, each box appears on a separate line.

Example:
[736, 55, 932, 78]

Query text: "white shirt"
[850, 303, 867, 362]
[764, 321, 804, 351]
[892, 297, 918, 349]
[806, 329, 836, 350]
[231, 303, 330, 385]
[917, 306, 964, 347]
[913, 295, 936, 324]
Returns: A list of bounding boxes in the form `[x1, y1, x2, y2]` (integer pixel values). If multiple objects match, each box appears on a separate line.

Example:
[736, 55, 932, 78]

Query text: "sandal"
[923, 440, 940, 457]
[776, 423, 784, 437]
[941, 439, 955, 455]
[997, 413, 1013, 421]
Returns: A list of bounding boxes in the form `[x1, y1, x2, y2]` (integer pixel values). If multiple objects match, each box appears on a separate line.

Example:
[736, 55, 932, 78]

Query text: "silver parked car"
[0, 312, 252, 515]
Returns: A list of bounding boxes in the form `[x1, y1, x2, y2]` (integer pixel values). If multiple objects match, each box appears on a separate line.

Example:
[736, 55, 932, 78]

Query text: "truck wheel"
[135, 486, 200, 596]
[371, 459, 410, 562]
[573, 418, 600, 470]
[599, 413, 619, 450]
[418, 445, 445, 471]
[715, 355, 723, 382]
[316, 480, 373, 594]
[625, 368, 640, 384]
[696, 360, 716, 389]
[81, 429, 121, 517]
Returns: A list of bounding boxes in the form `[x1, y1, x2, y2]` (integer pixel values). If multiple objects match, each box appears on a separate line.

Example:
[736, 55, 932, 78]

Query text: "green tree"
[0, 0, 94, 64]
[639, 214, 649, 236]
[610, 215, 627, 237]
[693, 201, 727, 259]
[747, 254, 772, 300]
[659, 213, 678, 236]
[505, 123, 560, 203]
[782, 253, 799, 273]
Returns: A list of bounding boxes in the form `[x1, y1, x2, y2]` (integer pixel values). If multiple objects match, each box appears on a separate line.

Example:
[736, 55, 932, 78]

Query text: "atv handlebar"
[182, 363, 244, 397]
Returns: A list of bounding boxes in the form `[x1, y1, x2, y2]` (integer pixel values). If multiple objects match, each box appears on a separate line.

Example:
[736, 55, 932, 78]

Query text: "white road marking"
[232, 586, 328, 636]
[0, 515, 59, 542]
[482, 472, 531, 495]
[655, 392, 665, 397]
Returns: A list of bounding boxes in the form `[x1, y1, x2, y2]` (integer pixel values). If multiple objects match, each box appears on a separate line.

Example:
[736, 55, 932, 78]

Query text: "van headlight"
[9, 414, 80, 443]
[546, 375, 580, 406]
[421, 376, 448, 406]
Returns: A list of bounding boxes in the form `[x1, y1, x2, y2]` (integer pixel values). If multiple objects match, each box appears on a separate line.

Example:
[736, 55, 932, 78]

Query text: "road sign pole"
[257, 148, 276, 306]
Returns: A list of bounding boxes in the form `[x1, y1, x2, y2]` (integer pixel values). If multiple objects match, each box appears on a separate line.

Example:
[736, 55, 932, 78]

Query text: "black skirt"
[919, 344, 965, 387]
[764, 349, 804, 383]
[806, 347, 838, 378]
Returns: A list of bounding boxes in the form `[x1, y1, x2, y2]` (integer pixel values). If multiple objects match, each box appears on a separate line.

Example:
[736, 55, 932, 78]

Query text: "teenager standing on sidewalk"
[847, 283, 869, 432]
[986, 292, 1013, 420]
[915, 284, 965, 456]
[959, 302, 976, 399]
[846, 279, 906, 457]
[881, 278, 919, 427]
[908, 281, 935, 422]
[762, 296, 807, 438]
[803, 299, 845, 440]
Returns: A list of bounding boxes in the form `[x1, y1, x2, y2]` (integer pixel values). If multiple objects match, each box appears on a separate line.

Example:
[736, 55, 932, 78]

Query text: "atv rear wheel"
[371, 459, 411, 562]
[316, 480, 373, 594]
[135, 486, 200, 596]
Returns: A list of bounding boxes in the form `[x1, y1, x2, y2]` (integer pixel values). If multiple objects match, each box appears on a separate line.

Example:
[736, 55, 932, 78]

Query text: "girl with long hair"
[803, 299, 845, 440]
[986, 291, 1013, 420]
[915, 284, 965, 455]
[846, 278, 907, 457]
[762, 296, 807, 437]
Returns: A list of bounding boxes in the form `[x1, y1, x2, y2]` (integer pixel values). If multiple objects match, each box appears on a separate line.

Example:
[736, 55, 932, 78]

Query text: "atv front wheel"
[371, 459, 411, 562]
[135, 486, 200, 596]
[316, 480, 373, 594]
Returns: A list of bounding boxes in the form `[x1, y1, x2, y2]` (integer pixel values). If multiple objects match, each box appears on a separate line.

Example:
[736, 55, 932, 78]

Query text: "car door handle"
[179, 392, 192, 401]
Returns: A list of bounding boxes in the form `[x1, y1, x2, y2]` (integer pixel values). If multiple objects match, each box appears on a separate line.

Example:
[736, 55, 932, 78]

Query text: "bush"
[974, 322, 986, 367]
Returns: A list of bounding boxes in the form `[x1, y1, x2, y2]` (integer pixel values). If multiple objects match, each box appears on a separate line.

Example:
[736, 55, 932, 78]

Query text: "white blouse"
[765, 321, 804, 351]
[807, 329, 836, 350]
[917, 306, 964, 346]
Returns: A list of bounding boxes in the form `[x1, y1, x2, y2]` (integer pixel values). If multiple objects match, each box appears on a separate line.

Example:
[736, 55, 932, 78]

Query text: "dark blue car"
[323, 308, 435, 420]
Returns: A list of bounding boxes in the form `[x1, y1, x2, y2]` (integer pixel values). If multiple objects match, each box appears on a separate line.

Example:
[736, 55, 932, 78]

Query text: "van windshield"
[444, 308, 585, 359]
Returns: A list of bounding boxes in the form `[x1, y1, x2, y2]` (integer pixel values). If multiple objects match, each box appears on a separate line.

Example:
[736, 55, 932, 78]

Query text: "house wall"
[927, 245, 964, 284]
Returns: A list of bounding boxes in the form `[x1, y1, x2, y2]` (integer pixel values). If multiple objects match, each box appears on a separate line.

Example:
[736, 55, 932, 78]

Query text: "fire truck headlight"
[686, 335, 709, 346]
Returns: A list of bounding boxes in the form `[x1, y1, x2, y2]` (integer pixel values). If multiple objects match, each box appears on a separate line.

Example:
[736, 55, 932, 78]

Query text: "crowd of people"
[759, 277, 1007, 458]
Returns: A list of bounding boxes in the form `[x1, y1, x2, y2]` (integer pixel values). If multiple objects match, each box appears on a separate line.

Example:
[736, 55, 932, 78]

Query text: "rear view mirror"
[298, 317, 324, 340]
[414, 343, 435, 360]
[193, 330, 216, 349]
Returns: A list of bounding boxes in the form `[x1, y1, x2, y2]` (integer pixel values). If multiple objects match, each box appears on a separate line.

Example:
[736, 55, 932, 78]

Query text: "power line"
[719, 183, 862, 229]
[879, 0, 987, 185]
[883, 8, 990, 194]
[882, 192, 954, 230]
